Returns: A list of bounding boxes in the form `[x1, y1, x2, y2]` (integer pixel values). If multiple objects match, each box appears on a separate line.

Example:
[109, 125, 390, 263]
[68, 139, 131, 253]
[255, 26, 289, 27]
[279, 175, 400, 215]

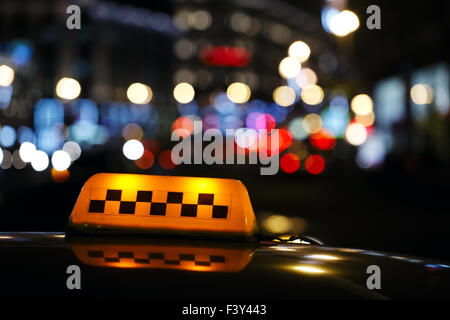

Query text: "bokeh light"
[31, 150, 49, 171]
[278, 57, 301, 79]
[296, 68, 317, 88]
[19, 142, 36, 163]
[122, 139, 144, 160]
[273, 86, 296, 107]
[301, 84, 324, 105]
[0, 125, 16, 147]
[329, 10, 360, 37]
[351, 94, 373, 116]
[411, 84, 434, 105]
[0, 65, 15, 87]
[127, 82, 153, 104]
[172, 116, 194, 138]
[345, 122, 367, 146]
[51, 150, 71, 171]
[355, 111, 375, 127]
[288, 117, 309, 140]
[302, 113, 323, 134]
[310, 129, 336, 151]
[305, 154, 325, 175]
[122, 123, 143, 140]
[158, 150, 176, 170]
[262, 214, 292, 234]
[173, 82, 195, 104]
[62, 141, 81, 161]
[55, 77, 81, 100]
[226, 82, 251, 104]
[280, 153, 300, 173]
[288, 41, 310, 63]
[135, 150, 155, 169]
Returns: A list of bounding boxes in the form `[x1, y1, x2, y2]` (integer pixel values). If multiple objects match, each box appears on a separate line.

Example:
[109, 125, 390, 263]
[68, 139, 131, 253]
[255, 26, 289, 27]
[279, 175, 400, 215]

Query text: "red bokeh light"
[158, 150, 176, 170]
[310, 129, 336, 151]
[280, 153, 300, 173]
[172, 116, 194, 138]
[199, 46, 251, 67]
[135, 150, 155, 169]
[305, 154, 325, 175]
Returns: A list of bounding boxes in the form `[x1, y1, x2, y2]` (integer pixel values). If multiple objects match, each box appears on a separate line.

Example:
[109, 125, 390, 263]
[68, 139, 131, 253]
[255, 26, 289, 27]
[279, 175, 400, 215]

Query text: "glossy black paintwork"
[0, 232, 449, 299]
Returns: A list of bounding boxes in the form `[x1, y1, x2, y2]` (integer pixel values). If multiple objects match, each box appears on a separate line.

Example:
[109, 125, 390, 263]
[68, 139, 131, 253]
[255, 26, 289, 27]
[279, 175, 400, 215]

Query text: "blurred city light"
[355, 111, 376, 127]
[288, 41, 311, 63]
[0, 65, 15, 87]
[329, 10, 360, 37]
[304, 254, 339, 261]
[62, 141, 81, 161]
[127, 82, 153, 104]
[226, 82, 251, 104]
[30, 150, 49, 171]
[345, 122, 367, 146]
[288, 117, 309, 140]
[305, 154, 325, 175]
[301, 84, 324, 105]
[173, 82, 195, 104]
[51, 150, 71, 171]
[122, 139, 144, 160]
[280, 153, 300, 173]
[302, 114, 323, 134]
[55, 77, 81, 100]
[278, 57, 301, 79]
[19, 142, 36, 163]
[310, 129, 336, 151]
[0, 125, 16, 147]
[273, 86, 296, 107]
[410, 84, 434, 105]
[0, 147, 3, 164]
[262, 214, 292, 234]
[351, 94, 373, 116]
[296, 68, 318, 88]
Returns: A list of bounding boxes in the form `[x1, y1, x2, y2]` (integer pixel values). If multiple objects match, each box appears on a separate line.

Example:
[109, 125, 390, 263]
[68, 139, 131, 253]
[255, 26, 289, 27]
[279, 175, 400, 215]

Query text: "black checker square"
[105, 257, 120, 262]
[150, 202, 166, 215]
[89, 200, 105, 213]
[212, 205, 228, 219]
[136, 190, 153, 202]
[119, 201, 136, 214]
[198, 193, 214, 205]
[181, 204, 197, 217]
[179, 254, 195, 261]
[106, 189, 122, 201]
[167, 192, 183, 203]
[88, 250, 104, 258]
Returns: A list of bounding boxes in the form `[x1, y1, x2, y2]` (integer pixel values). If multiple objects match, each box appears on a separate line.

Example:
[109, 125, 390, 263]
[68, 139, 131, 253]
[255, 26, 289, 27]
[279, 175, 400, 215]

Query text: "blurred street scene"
[0, 0, 449, 260]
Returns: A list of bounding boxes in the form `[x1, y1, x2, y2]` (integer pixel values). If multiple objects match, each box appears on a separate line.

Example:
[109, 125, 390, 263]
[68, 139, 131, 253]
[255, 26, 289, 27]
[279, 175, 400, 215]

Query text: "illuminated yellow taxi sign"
[71, 241, 253, 272]
[68, 173, 258, 239]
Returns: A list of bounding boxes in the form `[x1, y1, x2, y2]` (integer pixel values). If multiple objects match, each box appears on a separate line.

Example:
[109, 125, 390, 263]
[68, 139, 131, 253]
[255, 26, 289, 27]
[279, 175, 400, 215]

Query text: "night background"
[0, 0, 449, 261]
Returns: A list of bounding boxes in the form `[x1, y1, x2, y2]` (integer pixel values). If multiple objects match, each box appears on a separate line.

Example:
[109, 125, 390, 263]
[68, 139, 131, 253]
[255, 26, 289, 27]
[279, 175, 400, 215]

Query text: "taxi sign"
[67, 173, 258, 239]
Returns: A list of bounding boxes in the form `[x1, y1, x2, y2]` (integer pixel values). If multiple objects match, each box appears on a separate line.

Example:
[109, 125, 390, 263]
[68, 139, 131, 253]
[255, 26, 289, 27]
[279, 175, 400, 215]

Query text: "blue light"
[34, 99, 64, 129]
[36, 127, 63, 153]
[321, 6, 340, 33]
[214, 92, 236, 115]
[17, 126, 35, 144]
[72, 99, 99, 124]
[69, 121, 98, 144]
[322, 107, 349, 138]
[0, 125, 16, 147]
[11, 42, 33, 66]
[266, 103, 290, 123]
[178, 101, 198, 115]
[0, 86, 13, 110]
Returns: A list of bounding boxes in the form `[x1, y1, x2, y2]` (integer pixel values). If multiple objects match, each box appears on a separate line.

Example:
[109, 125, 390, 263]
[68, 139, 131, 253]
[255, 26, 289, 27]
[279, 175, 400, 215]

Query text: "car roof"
[1, 232, 449, 299]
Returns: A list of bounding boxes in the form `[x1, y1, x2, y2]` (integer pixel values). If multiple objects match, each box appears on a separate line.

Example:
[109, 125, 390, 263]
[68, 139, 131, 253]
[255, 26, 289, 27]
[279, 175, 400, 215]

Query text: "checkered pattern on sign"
[87, 189, 231, 219]
[87, 250, 226, 267]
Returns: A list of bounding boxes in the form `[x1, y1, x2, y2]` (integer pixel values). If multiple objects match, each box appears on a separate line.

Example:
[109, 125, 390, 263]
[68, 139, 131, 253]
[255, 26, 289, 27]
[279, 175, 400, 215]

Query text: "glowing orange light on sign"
[67, 173, 258, 239]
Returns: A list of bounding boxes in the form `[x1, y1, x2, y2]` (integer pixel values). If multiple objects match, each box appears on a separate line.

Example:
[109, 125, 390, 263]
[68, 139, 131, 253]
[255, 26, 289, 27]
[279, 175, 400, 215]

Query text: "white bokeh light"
[19, 142, 36, 163]
[63, 141, 81, 161]
[51, 150, 71, 171]
[123, 139, 144, 160]
[31, 150, 49, 171]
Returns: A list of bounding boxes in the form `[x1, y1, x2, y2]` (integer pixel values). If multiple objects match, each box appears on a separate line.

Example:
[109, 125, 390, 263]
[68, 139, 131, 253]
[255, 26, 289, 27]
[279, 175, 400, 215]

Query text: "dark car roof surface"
[1, 232, 449, 300]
